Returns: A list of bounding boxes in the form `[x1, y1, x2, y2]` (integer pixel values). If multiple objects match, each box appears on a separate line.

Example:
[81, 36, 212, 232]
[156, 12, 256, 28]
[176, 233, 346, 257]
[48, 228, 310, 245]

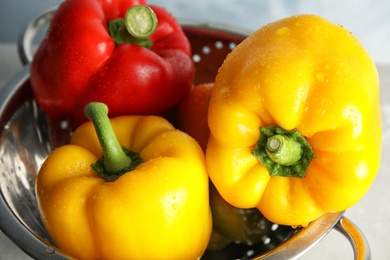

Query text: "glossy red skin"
[176, 83, 214, 152]
[30, 0, 194, 127]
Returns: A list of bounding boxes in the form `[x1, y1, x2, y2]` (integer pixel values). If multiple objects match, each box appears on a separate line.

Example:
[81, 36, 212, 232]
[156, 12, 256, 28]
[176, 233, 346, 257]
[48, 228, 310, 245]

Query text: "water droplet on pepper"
[275, 27, 291, 36]
[316, 72, 329, 83]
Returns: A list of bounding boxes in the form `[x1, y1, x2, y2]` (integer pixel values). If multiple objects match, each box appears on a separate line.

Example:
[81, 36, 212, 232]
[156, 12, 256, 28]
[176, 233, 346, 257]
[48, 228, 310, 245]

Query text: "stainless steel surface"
[0, 65, 69, 260]
[335, 217, 371, 260]
[17, 7, 56, 65]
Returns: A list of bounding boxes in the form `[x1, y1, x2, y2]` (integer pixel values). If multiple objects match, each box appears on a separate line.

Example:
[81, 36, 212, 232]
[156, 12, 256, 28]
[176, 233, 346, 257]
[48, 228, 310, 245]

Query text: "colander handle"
[17, 7, 57, 65]
[257, 212, 370, 260]
[335, 216, 371, 260]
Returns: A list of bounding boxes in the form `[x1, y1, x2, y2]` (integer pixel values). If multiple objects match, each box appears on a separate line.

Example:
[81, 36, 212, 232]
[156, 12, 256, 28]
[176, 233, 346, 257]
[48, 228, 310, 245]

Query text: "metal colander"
[0, 7, 370, 260]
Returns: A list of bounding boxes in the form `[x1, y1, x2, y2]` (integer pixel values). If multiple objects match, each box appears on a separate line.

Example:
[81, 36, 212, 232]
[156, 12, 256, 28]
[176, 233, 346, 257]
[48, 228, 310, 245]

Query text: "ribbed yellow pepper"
[36, 102, 212, 259]
[206, 14, 381, 227]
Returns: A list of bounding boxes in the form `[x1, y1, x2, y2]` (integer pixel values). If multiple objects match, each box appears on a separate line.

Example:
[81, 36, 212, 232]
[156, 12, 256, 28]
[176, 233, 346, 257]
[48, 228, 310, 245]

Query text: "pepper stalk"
[84, 102, 143, 181]
[252, 126, 315, 178]
[108, 5, 158, 47]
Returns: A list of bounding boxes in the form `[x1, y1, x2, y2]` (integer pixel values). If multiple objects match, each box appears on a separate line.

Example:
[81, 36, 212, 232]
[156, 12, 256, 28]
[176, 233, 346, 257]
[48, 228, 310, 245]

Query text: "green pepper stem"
[84, 102, 132, 175]
[108, 5, 157, 47]
[266, 135, 302, 166]
[252, 126, 316, 178]
[125, 5, 157, 39]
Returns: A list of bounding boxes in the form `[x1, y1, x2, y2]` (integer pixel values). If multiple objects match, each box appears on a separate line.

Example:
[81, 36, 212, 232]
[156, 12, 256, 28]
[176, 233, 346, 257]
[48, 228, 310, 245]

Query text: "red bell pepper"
[30, 0, 195, 127]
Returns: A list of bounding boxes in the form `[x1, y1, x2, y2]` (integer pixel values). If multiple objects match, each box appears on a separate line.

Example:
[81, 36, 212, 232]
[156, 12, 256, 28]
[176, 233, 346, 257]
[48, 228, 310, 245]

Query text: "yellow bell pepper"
[206, 14, 381, 227]
[36, 102, 212, 259]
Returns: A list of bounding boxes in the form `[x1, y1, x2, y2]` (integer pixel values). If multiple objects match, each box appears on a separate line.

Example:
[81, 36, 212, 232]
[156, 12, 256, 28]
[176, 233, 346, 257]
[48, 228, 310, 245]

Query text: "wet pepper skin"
[36, 115, 212, 259]
[206, 14, 381, 227]
[30, 0, 194, 126]
[177, 83, 272, 250]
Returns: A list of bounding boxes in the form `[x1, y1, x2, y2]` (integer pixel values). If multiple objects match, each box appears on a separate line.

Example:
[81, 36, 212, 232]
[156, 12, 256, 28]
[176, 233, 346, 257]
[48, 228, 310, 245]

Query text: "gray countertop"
[0, 1, 389, 257]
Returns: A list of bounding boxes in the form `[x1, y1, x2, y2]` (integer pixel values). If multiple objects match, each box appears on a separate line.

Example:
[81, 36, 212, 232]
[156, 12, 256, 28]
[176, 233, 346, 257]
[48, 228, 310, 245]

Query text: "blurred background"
[1, 0, 390, 87]
[0, 0, 389, 259]
[0, 0, 389, 63]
